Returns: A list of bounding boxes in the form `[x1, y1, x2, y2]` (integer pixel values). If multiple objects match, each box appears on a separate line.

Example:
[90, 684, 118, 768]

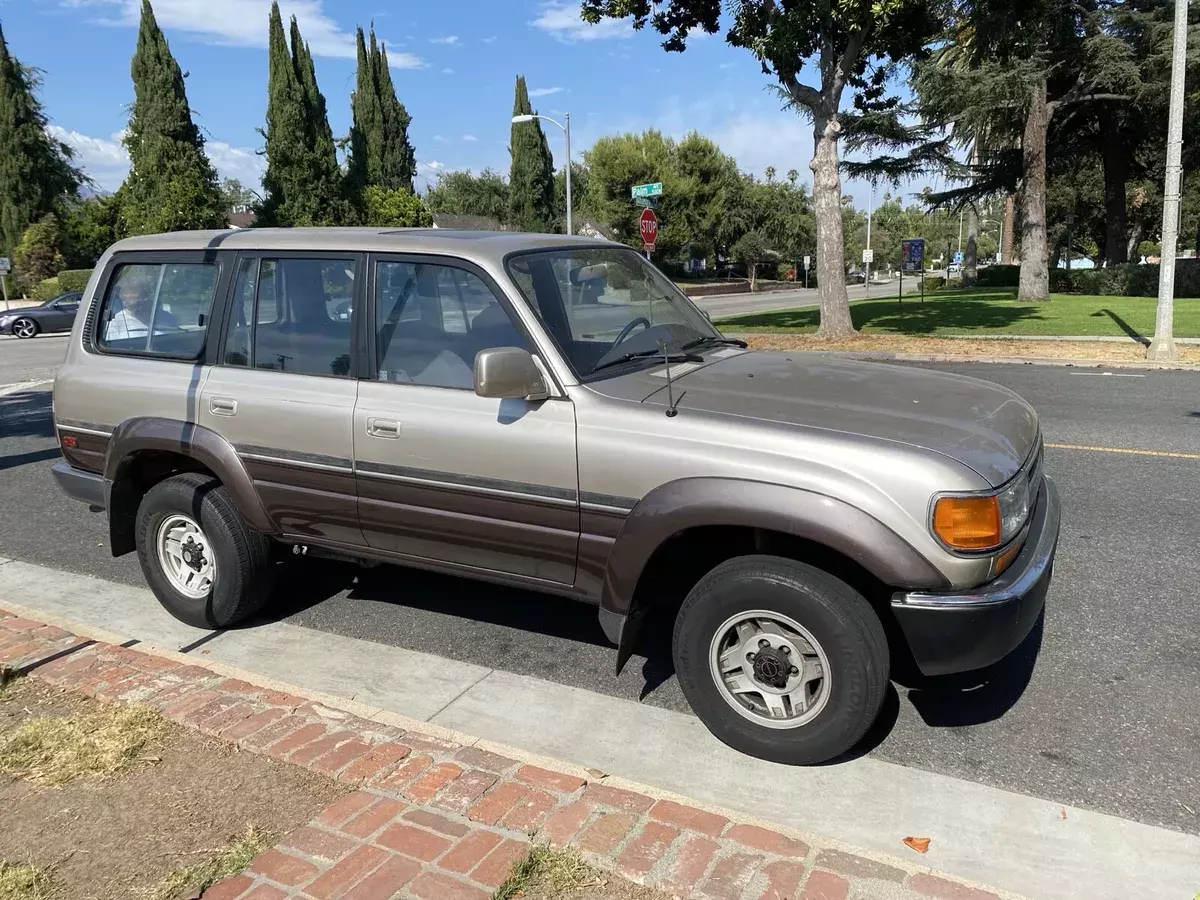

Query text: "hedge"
[57, 269, 92, 292]
[1051, 260, 1200, 298]
[977, 265, 1020, 288]
[27, 278, 62, 302]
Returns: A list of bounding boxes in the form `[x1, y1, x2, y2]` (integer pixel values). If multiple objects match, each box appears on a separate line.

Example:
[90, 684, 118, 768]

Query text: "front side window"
[505, 247, 718, 380]
[223, 257, 356, 377]
[98, 261, 218, 357]
[375, 260, 528, 390]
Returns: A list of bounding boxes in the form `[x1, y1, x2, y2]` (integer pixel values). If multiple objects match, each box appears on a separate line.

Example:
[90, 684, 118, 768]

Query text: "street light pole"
[865, 181, 874, 297]
[511, 112, 572, 235]
[1148, 0, 1189, 361]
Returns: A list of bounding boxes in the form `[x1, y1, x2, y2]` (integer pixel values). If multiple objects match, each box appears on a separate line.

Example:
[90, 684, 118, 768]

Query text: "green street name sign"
[631, 182, 663, 199]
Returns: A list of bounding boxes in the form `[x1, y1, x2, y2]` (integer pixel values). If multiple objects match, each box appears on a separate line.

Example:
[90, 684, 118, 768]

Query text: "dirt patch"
[0, 677, 347, 900]
[737, 333, 1200, 364]
[496, 846, 672, 900]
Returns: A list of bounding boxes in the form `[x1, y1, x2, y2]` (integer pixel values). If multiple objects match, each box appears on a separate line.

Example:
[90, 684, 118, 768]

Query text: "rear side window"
[223, 257, 356, 377]
[97, 262, 218, 357]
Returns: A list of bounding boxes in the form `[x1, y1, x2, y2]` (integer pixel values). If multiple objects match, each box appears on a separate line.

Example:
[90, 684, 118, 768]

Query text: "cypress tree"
[348, 26, 415, 204]
[260, 2, 347, 226]
[508, 75, 555, 232]
[119, 0, 224, 236]
[0, 22, 82, 255]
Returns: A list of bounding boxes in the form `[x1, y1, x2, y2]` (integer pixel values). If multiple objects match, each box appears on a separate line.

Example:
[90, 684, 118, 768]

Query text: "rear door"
[199, 252, 365, 548]
[353, 254, 579, 585]
[45, 295, 80, 332]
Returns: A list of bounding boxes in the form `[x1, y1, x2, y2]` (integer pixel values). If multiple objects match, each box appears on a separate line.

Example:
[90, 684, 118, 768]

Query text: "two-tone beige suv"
[52, 228, 1060, 764]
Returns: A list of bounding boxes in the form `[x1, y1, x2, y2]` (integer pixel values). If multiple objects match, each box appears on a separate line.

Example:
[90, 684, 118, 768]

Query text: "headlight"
[932, 464, 1036, 552]
[0, 315, 13, 326]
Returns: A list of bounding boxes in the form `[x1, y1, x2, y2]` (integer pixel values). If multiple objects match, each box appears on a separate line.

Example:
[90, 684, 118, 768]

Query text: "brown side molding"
[105, 417, 275, 535]
[600, 477, 949, 672]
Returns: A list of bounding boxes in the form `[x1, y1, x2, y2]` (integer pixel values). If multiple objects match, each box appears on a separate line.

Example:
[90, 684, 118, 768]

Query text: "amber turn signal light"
[932, 496, 1001, 550]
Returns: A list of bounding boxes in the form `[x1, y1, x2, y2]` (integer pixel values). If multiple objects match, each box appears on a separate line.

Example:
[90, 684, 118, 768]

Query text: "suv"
[51, 229, 1060, 765]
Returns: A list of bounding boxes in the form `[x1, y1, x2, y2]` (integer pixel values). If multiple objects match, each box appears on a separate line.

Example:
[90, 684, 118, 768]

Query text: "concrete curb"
[0, 598, 1022, 900]
[795, 350, 1200, 371]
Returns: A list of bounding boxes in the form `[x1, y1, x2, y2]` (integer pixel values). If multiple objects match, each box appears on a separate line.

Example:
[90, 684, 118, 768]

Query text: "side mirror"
[474, 347, 549, 401]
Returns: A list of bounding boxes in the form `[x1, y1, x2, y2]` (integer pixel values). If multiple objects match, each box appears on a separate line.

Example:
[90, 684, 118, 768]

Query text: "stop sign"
[639, 208, 658, 249]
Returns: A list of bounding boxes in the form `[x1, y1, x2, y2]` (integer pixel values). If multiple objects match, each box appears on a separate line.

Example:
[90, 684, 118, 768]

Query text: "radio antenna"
[660, 340, 679, 418]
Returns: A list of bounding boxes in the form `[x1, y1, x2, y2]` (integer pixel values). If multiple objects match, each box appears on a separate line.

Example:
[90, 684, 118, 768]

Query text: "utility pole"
[1148, 0, 1189, 361]
[1065, 212, 1076, 274]
[865, 182, 874, 297]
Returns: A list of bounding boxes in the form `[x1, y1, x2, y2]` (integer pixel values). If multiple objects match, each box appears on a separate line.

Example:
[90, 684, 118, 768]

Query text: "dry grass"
[0, 669, 16, 697]
[0, 861, 54, 900]
[145, 826, 272, 900]
[493, 845, 595, 900]
[740, 333, 1200, 364]
[0, 701, 166, 786]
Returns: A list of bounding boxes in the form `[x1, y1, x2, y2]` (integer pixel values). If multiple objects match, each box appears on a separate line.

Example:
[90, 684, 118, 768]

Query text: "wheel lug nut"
[746, 652, 755, 661]
[789, 666, 799, 676]
[758, 639, 769, 649]
[781, 646, 791, 655]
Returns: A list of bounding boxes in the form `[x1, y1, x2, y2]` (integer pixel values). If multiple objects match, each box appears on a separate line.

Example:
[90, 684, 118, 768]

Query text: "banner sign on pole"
[901, 238, 926, 274]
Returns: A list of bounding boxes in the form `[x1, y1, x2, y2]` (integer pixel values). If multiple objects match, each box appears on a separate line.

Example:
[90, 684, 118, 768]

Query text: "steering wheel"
[612, 317, 651, 349]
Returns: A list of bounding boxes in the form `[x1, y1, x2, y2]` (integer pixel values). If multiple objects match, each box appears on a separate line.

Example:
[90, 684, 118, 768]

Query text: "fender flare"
[598, 477, 948, 673]
[104, 417, 275, 551]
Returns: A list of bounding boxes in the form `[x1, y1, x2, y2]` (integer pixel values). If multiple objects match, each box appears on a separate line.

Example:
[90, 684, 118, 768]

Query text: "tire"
[134, 472, 275, 629]
[12, 318, 39, 339]
[673, 555, 889, 765]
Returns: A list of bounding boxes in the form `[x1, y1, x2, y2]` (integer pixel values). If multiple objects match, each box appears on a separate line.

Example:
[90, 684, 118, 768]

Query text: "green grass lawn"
[715, 288, 1200, 338]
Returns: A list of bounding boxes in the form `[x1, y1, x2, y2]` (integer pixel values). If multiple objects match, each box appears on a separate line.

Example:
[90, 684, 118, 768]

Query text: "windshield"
[505, 246, 720, 380]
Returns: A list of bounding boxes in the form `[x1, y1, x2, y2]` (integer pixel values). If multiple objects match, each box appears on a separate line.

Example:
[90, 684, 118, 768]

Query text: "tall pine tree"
[0, 22, 82, 255]
[119, 0, 224, 236]
[508, 76, 555, 233]
[260, 2, 348, 226]
[348, 26, 416, 203]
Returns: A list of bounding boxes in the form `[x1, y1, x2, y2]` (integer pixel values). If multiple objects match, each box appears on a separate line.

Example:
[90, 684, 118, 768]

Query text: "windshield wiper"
[591, 348, 702, 374]
[680, 335, 749, 351]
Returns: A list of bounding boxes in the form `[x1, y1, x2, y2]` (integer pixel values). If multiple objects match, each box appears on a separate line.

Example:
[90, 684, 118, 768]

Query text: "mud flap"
[613, 611, 644, 676]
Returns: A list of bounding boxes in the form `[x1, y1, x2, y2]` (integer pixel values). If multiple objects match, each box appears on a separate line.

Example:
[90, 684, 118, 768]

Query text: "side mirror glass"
[473, 347, 549, 401]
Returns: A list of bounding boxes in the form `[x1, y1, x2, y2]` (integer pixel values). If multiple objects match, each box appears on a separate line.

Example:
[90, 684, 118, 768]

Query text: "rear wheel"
[673, 555, 889, 765]
[135, 473, 274, 629]
[12, 318, 38, 339]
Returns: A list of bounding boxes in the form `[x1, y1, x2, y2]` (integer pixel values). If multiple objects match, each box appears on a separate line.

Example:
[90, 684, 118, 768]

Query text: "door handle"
[210, 397, 238, 416]
[366, 417, 401, 439]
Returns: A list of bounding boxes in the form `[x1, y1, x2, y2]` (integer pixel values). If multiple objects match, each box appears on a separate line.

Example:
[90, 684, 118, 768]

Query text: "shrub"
[976, 265, 1019, 288]
[924, 275, 947, 291]
[27, 278, 62, 302]
[57, 269, 92, 292]
[12, 215, 66, 290]
[361, 187, 433, 228]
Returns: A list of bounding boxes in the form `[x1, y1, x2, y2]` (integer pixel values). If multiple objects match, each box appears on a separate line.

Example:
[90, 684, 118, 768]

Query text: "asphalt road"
[1, 337, 1197, 837]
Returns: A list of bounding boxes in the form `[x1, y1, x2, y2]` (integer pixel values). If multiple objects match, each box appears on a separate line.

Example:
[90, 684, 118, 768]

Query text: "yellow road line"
[1046, 442, 1200, 460]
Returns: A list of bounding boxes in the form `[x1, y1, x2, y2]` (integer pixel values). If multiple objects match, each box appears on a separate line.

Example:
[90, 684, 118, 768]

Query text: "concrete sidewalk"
[1, 603, 1010, 900]
[2, 558, 1198, 900]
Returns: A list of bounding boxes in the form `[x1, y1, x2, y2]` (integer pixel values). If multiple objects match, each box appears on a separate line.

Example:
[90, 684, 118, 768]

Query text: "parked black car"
[0, 292, 83, 338]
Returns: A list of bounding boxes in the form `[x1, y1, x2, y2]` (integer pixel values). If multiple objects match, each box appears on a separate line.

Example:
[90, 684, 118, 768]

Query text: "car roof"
[105, 228, 623, 265]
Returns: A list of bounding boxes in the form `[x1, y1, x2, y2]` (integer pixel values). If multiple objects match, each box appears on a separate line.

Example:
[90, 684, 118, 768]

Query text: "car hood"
[637, 351, 1039, 486]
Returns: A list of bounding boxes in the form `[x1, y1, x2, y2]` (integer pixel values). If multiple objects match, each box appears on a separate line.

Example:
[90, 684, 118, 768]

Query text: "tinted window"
[98, 262, 218, 357]
[375, 261, 527, 390]
[223, 257, 356, 377]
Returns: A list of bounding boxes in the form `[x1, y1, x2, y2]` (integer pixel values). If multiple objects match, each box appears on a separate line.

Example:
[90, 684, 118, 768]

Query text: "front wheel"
[135, 472, 275, 629]
[673, 555, 889, 765]
[12, 318, 39, 339]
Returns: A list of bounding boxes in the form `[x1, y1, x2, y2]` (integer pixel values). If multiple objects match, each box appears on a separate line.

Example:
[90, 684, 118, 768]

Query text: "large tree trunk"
[1002, 195, 1016, 264]
[1127, 220, 1146, 261]
[964, 205, 980, 288]
[810, 109, 855, 337]
[1100, 104, 1129, 267]
[1018, 80, 1051, 301]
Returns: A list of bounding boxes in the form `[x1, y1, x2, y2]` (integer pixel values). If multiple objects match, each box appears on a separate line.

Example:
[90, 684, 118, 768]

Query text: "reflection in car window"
[506, 247, 716, 379]
[375, 261, 527, 390]
[98, 262, 218, 357]
[224, 258, 356, 377]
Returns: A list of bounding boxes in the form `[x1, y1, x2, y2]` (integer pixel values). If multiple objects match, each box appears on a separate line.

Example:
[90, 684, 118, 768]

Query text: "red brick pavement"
[0, 607, 1009, 900]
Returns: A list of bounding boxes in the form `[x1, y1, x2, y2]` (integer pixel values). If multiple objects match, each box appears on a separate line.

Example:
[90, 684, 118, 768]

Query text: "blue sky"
[1, 0, 912, 206]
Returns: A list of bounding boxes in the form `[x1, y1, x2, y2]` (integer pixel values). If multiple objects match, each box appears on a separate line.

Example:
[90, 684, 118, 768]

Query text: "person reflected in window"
[104, 273, 180, 342]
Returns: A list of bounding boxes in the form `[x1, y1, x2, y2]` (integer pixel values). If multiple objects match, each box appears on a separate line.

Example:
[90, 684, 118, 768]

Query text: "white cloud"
[420, 161, 445, 170]
[482, 35, 498, 44]
[719, 62, 736, 70]
[531, 1, 631, 42]
[48, 125, 264, 193]
[433, 135, 448, 143]
[62, 0, 425, 68]
[461, 135, 478, 142]
[442, 67, 454, 74]
[429, 35, 459, 45]
[529, 86, 564, 98]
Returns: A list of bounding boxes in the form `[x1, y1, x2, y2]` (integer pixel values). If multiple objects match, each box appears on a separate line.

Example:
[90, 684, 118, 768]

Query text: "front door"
[354, 255, 579, 585]
[200, 252, 365, 547]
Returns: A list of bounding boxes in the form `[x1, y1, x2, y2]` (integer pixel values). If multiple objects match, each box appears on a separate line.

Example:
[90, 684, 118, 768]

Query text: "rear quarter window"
[96, 261, 219, 358]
